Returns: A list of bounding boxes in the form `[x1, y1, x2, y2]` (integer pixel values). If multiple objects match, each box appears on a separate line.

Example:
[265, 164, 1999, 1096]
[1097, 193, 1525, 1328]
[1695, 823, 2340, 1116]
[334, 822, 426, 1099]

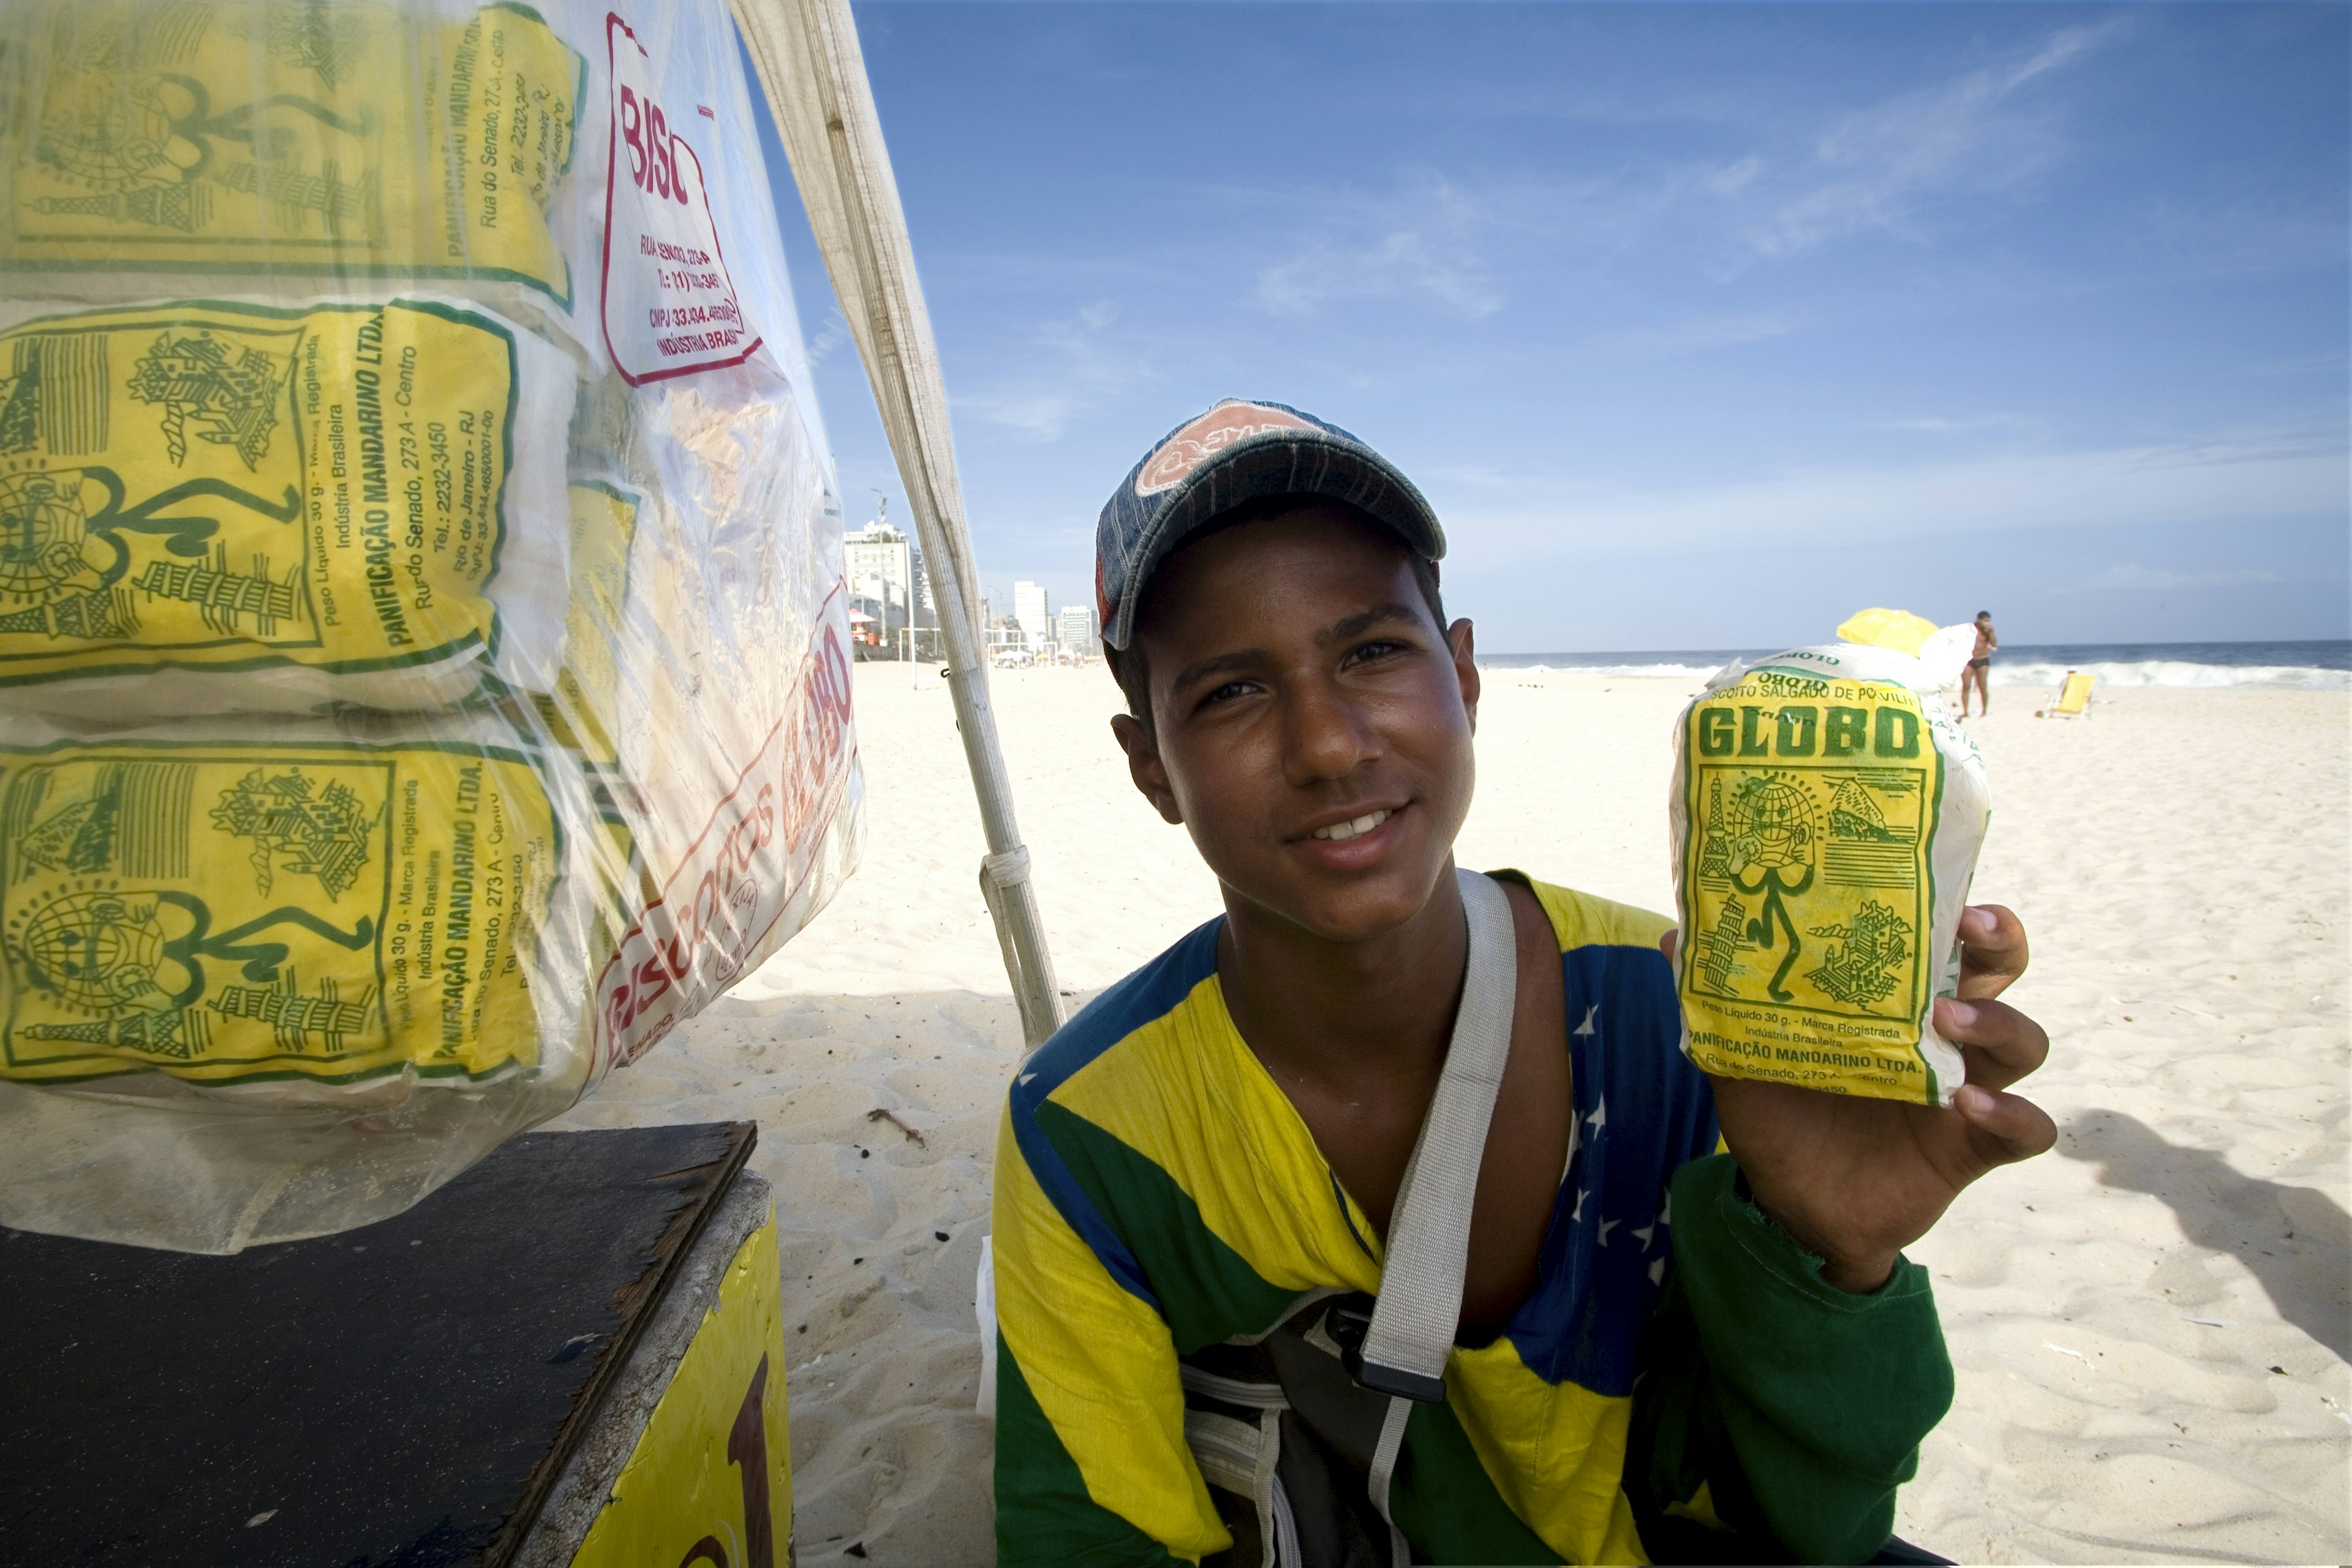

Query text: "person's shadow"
[2059, 1109, 2350, 1363]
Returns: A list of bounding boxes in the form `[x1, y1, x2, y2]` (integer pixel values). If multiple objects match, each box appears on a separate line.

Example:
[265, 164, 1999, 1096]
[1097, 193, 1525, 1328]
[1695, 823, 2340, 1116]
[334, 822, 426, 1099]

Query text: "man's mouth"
[1310, 808, 1393, 843]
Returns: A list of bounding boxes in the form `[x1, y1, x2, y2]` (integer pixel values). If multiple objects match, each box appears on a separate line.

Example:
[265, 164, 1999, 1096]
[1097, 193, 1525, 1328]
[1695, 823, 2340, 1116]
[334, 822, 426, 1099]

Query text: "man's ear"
[1447, 617, 1480, 733]
[1111, 712, 1184, 825]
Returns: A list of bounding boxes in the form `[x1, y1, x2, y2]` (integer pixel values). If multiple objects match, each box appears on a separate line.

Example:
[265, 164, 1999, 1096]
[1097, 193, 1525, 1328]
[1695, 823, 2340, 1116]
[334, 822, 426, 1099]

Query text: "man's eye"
[1200, 680, 1254, 707]
[1346, 638, 1411, 666]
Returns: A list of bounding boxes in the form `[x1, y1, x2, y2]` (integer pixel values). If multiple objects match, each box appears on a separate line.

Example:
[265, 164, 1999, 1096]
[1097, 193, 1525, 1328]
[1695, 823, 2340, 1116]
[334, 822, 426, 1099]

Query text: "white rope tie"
[979, 845, 1055, 1049]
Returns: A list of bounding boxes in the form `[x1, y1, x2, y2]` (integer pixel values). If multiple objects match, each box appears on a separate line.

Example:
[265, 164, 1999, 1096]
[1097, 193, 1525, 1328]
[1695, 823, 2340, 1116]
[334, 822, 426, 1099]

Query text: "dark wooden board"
[0, 1120, 756, 1568]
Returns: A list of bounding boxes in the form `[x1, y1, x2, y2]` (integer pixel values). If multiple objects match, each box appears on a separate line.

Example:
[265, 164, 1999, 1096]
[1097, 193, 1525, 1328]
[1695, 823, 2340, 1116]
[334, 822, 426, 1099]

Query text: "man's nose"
[1281, 674, 1378, 786]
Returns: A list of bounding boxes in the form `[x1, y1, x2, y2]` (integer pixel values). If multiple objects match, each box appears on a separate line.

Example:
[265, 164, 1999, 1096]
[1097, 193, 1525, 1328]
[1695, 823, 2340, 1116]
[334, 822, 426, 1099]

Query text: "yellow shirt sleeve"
[991, 1102, 1224, 1566]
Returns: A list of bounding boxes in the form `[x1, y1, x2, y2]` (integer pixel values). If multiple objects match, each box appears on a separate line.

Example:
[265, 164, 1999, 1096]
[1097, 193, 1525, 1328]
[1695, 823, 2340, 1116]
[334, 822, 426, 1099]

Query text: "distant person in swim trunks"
[1962, 610, 1997, 716]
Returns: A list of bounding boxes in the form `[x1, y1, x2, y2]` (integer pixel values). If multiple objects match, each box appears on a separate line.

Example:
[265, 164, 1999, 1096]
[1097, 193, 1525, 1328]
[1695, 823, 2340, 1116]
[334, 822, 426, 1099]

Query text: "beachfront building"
[1057, 603, 1098, 658]
[845, 512, 932, 657]
[1013, 581, 1054, 654]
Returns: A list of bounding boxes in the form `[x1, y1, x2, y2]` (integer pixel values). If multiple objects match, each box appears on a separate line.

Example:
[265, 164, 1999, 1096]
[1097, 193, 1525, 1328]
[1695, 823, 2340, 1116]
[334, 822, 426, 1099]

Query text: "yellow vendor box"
[0, 1121, 797, 1567]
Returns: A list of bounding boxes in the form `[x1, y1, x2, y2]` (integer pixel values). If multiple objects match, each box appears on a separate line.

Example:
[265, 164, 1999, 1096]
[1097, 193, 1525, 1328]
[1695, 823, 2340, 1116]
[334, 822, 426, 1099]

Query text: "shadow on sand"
[2060, 1109, 2350, 1363]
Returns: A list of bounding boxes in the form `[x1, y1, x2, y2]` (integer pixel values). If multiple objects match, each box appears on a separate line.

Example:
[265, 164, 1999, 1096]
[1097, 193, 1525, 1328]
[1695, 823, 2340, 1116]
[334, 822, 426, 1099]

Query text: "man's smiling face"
[1112, 502, 1480, 943]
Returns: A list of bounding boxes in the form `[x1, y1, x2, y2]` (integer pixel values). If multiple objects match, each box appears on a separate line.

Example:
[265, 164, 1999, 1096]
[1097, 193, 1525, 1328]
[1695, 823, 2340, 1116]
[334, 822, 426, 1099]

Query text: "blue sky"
[747, 2, 2348, 652]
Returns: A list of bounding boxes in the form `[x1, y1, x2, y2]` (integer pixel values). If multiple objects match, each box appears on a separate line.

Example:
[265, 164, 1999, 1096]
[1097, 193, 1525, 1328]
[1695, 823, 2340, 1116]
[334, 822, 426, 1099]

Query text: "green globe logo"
[1725, 775, 1815, 873]
[0, 471, 105, 606]
[21, 890, 167, 1014]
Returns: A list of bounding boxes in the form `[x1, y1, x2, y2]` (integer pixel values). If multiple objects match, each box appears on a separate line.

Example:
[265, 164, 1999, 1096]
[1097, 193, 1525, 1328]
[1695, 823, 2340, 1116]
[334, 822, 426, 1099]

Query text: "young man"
[991, 401, 2054, 1566]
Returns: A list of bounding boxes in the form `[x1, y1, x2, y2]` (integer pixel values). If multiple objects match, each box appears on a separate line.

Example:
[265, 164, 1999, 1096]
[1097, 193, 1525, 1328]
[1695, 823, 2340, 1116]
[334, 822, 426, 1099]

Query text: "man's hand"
[1662, 904, 2055, 1292]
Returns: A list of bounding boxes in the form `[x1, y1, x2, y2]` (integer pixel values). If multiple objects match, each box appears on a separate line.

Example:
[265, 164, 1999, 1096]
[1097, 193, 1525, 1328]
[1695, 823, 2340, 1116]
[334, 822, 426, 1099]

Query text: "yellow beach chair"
[2038, 670, 2097, 719]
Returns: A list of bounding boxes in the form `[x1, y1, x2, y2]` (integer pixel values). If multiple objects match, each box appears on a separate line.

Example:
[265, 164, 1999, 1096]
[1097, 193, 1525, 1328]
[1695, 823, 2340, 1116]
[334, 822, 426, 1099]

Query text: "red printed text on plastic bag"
[600, 10, 761, 385]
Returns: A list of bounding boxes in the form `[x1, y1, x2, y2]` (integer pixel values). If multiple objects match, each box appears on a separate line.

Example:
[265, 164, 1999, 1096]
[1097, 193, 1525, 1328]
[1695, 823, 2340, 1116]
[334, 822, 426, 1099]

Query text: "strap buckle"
[1325, 1296, 1447, 1404]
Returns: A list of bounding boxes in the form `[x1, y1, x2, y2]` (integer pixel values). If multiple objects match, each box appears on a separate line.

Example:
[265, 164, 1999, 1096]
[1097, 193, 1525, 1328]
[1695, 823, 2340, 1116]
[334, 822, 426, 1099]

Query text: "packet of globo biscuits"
[1668, 631, 1990, 1106]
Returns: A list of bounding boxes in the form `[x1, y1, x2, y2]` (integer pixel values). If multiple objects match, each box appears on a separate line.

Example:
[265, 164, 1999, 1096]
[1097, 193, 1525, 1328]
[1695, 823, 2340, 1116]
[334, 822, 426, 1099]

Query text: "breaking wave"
[1989, 659, 2346, 691]
[1484, 641, 2349, 692]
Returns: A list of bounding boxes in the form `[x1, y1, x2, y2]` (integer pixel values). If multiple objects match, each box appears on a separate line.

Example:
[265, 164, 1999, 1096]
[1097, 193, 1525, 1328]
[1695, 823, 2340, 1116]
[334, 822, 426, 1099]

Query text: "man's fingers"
[1956, 904, 2029, 1000]
[1937, 995, 2050, 1091]
[1658, 929, 1679, 963]
[1952, 1084, 2057, 1167]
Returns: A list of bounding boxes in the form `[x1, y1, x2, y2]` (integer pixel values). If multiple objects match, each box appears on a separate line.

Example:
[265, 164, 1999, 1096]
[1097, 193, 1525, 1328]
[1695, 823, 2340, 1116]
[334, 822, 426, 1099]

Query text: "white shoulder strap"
[1351, 867, 1517, 1403]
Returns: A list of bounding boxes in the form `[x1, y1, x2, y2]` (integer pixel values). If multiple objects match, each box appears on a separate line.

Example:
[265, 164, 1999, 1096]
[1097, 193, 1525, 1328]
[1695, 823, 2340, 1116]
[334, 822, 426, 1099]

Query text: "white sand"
[550, 662, 2351, 1564]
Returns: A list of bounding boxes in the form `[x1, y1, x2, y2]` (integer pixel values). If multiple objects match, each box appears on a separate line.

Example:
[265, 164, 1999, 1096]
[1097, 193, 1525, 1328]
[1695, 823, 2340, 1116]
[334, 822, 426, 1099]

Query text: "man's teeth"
[1312, 809, 1392, 842]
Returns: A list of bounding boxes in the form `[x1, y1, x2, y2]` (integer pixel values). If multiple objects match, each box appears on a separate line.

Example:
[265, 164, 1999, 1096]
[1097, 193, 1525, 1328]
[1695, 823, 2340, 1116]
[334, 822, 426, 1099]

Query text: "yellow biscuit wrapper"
[0, 296, 574, 712]
[0, 0, 584, 309]
[1670, 644, 1991, 1105]
[0, 732, 562, 1088]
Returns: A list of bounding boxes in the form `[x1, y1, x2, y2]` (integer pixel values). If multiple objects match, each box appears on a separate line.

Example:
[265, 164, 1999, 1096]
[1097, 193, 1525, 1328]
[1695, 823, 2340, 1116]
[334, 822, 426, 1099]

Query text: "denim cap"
[1093, 399, 1445, 650]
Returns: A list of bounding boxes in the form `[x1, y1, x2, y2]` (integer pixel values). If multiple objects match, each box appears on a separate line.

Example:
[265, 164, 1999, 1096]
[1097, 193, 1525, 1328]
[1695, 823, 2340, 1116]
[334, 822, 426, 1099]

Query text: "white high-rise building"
[1057, 603, 1099, 657]
[845, 524, 912, 649]
[1013, 581, 1052, 648]
[844, 500, 933, 655]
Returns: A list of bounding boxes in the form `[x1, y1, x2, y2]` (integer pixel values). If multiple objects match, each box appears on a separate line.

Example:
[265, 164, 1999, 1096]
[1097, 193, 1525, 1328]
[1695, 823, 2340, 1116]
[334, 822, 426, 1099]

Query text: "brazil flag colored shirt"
[992, 875, 1954, 1566]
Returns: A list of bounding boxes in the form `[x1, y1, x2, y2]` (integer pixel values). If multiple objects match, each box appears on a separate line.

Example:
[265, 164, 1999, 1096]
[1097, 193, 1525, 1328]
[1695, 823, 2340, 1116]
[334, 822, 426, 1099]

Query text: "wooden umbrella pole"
[734, 0, 1065, 1047]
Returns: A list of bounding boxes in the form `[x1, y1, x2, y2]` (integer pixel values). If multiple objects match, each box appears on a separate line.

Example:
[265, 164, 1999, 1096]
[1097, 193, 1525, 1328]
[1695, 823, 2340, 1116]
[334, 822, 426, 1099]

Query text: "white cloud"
[2236, 351, 2351, 380]
[805, 309, 854, 367]
[2071, 564, 2287, 592]
[961, 390, 1084, 443]
[1219, 20, 2129, 329]
[954, 301, 1148, 443]
[1253, 175, 1508, 320]
[1608, 310, 1806, 357]
[1438, 427, 2347, 565]
[1699, 157, 1765, 197]
[1736, 21, 2127, 261]
[1877, 413, 2035, 434]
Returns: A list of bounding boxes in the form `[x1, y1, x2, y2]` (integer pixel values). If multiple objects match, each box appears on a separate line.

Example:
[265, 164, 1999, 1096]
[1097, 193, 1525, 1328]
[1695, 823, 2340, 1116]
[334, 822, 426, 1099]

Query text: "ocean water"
[1480, 640, 2351, 691]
